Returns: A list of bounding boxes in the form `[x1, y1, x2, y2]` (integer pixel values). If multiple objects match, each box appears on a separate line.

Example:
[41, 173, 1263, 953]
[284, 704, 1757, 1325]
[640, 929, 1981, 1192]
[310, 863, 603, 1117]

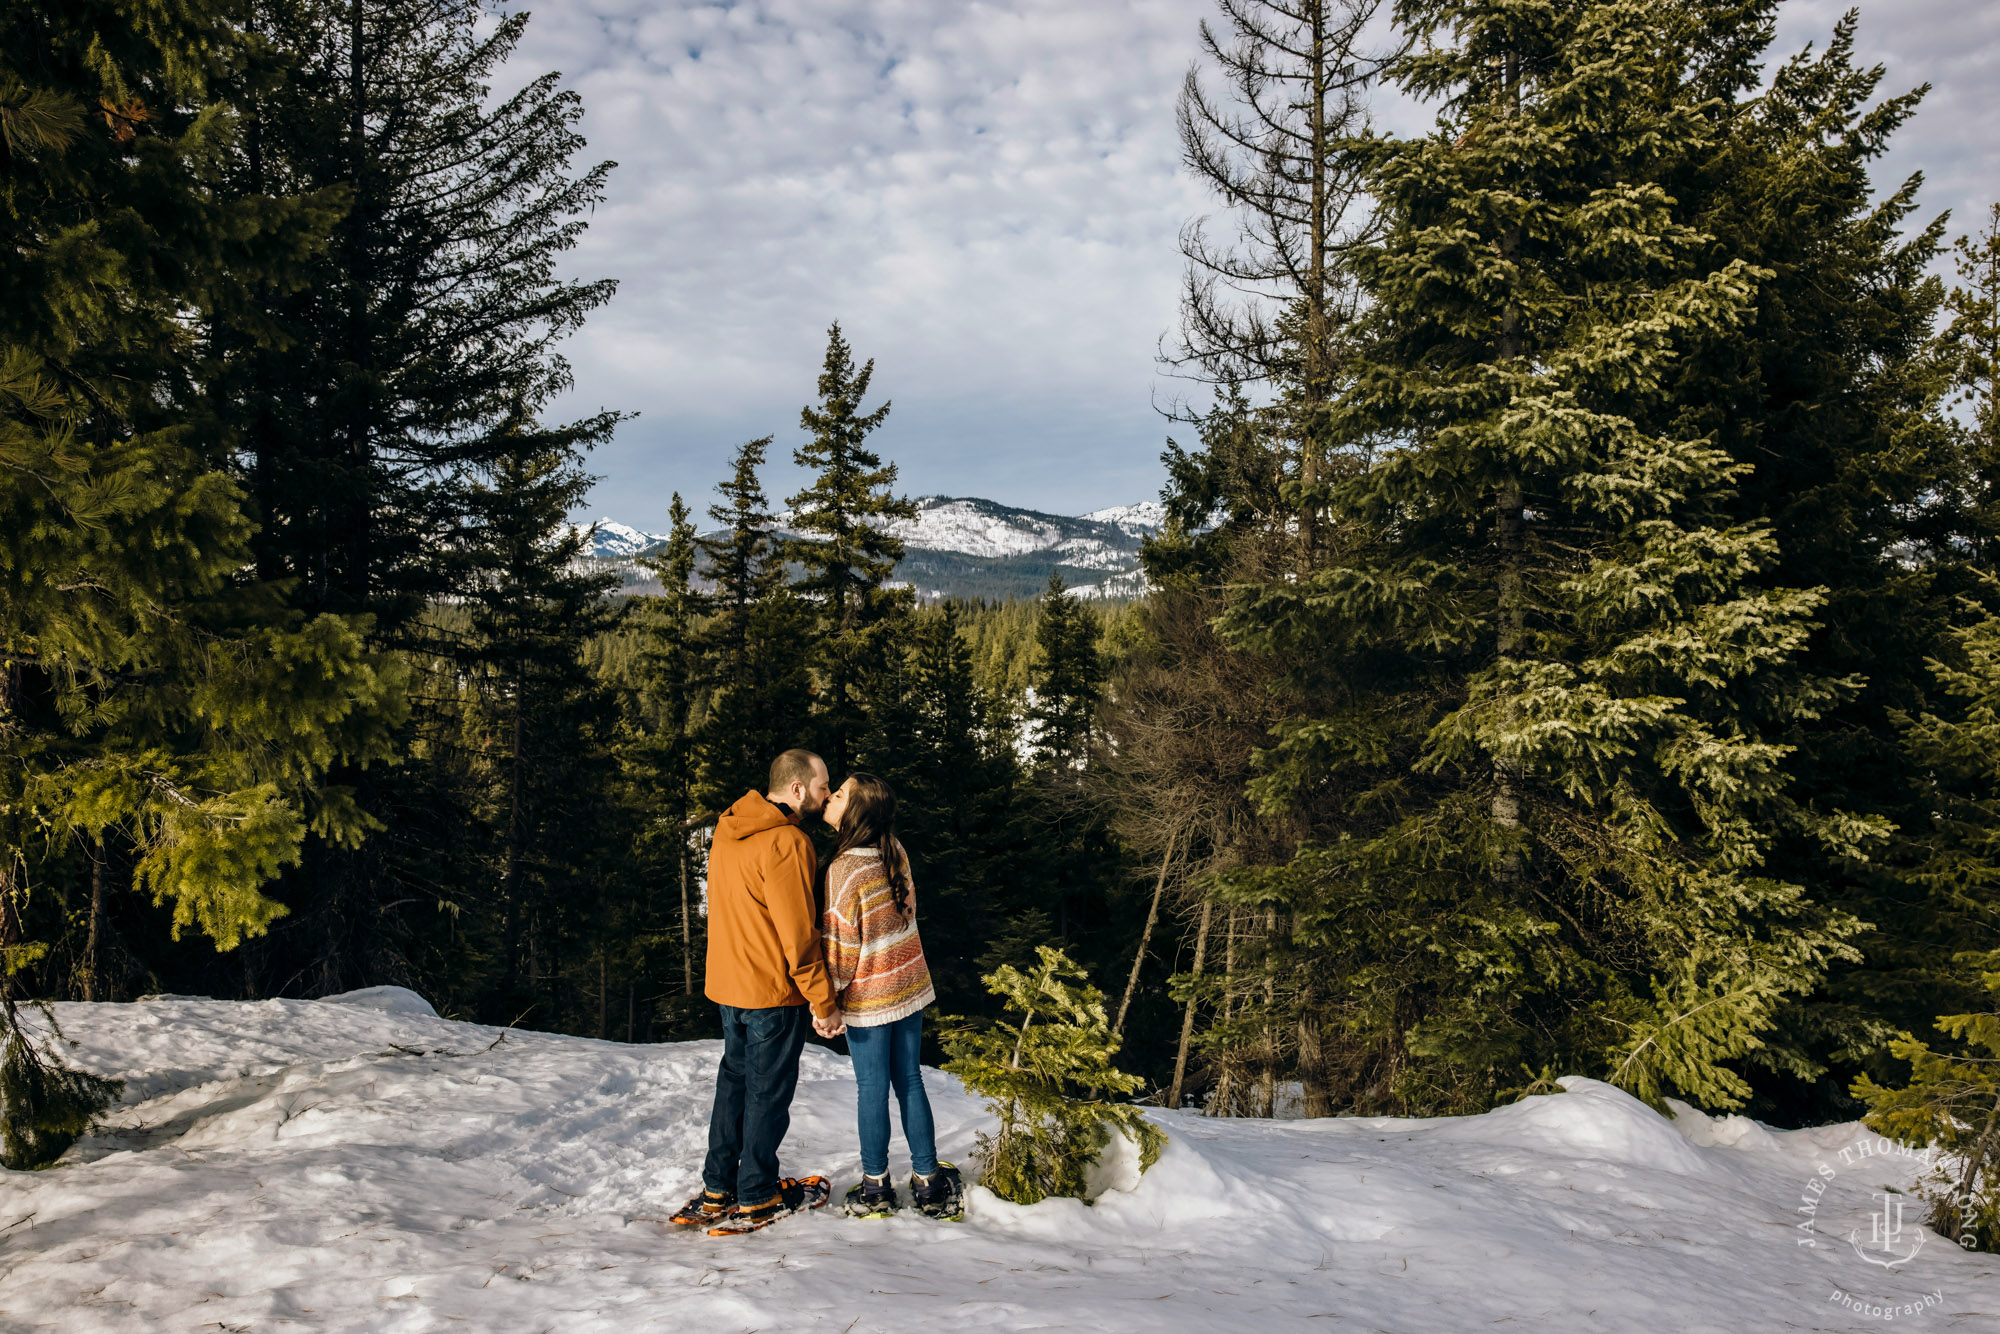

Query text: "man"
[672, 748, 847, 1235]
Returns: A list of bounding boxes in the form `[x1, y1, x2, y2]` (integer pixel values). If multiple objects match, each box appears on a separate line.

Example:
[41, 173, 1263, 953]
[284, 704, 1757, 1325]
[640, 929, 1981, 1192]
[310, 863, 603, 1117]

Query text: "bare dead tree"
[1168, 0, 1394, 402]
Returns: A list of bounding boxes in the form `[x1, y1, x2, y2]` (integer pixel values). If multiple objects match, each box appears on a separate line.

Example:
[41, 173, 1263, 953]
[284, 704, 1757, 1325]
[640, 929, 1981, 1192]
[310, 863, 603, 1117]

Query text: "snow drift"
[2, 998, 1995, 1331]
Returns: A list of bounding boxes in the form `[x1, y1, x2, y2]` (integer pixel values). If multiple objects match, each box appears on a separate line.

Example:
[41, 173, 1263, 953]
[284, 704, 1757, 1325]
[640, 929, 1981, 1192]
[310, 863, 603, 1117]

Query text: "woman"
[820, 773, 963, 1220]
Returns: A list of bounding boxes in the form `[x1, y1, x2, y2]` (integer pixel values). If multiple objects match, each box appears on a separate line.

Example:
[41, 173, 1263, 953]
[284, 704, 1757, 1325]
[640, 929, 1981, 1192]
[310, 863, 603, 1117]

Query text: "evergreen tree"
[1661, 8, 1964, 1121]
[698, 437, 785, 677]
[1172, 0, 1387, 395]
[207, 0, 620, 994]
[696, 436, 812, 803]
[786, 323, 917, 771]
[1216, 0, 1871, 1114]
[858, 604, 1039, 1002]
[2, 0, 399, 1157]
[1171, 0, 1393, 567]
[1023, 572, 1121, 967]
[458, 431, 622, 1026]
[1943, 204, 2000, 566]
[1027, 572, 1107, 775]
[1853, 961, 2000, 1255]
[628, 495, 707, 1015]
[940, 946, 1165, 1205]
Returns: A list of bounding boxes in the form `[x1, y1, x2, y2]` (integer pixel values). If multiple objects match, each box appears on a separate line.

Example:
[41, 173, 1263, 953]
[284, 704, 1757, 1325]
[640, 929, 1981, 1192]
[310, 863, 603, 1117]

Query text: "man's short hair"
[768, 748, 823, 792]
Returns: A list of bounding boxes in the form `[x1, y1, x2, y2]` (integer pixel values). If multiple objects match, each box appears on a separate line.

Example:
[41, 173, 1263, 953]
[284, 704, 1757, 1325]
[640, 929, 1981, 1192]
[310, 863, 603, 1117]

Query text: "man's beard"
[797, 792, 826, 819]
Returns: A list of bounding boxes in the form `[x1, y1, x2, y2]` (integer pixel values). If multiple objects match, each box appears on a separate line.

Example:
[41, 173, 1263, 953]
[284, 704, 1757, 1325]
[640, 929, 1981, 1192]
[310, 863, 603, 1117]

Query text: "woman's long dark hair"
[829, 772, 912, 918]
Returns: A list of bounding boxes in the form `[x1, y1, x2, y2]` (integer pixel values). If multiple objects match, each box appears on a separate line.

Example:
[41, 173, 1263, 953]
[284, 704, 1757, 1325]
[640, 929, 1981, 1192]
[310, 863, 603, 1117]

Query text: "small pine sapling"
[1852, 963, 2000, 1254]
[0, 992, 121, 1170]
[940, 945, 1166, 1205]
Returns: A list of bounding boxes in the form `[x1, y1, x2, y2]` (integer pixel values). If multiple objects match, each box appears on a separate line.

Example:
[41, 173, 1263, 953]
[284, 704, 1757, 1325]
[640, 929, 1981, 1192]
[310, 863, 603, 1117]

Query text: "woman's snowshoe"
[910, 1162, 964, 1221]
[843, 1175, 900, 1219]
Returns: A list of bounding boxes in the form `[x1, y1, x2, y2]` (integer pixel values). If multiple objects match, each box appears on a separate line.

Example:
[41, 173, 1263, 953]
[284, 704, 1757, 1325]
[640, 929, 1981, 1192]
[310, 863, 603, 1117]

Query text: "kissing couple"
[670, 748, 962, 1235]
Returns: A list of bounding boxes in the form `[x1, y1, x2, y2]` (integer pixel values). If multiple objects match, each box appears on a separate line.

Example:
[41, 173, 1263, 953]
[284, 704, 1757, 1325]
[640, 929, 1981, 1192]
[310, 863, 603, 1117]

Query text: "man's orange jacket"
[704, 791, 838, 1019]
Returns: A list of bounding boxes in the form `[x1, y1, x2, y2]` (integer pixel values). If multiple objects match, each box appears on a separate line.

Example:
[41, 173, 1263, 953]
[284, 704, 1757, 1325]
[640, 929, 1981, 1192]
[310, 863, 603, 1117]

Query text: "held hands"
[813, 1012, 846, 1039]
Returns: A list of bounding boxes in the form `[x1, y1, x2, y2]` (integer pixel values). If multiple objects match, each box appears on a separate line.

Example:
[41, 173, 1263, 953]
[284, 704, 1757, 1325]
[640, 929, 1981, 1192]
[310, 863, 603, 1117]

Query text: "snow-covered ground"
[5, 992, 1995, 1332]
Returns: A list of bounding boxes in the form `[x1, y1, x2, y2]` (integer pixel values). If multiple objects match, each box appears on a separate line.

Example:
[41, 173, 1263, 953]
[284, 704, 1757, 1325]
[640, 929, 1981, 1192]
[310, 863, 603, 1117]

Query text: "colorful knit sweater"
[821, 843, 935, 1027]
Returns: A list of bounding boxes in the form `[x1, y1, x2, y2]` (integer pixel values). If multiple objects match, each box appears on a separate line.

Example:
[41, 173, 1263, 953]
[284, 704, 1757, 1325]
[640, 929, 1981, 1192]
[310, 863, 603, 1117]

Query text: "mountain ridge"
[572, 494, 1164, 601]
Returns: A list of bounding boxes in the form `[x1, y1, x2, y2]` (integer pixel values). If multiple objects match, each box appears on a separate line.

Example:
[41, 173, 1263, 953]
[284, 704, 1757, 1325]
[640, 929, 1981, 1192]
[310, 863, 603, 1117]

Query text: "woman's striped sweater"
[821, 843, 935, 1027]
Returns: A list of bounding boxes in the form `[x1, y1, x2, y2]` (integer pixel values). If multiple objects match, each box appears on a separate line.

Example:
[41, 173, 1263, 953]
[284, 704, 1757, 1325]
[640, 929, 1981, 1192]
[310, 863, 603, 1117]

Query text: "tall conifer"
[859, 604, 1037, 1000]
[209, 0, 620, 992]
[786, 323, 917, 771]
[1028, 573, 1107, 775]
[1, 0, 399, 1157]
[696, 437, 812, 802]
[1218, 0, 1871, 1112]
[459, 432, 621, 1022]
[631, 495, 705, 1000]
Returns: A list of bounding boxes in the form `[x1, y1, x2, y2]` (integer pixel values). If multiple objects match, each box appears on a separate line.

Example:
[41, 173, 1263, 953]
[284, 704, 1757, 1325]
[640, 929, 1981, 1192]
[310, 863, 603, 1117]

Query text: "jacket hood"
[717, 790, 798, 842]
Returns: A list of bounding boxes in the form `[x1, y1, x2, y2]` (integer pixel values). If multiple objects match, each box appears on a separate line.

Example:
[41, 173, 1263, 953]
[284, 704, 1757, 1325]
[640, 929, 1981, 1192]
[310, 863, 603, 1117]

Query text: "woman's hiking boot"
[842, 1173, 900, 1219]
[669, 1187, 735, 1227]
[910, 1162, 964, 1220]
[707, 1176, 831, 1235]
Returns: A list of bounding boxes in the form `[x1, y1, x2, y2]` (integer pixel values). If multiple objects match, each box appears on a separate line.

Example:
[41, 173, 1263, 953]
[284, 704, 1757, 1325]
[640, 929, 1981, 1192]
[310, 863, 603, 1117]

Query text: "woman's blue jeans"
[846, 1011, 939, 1178]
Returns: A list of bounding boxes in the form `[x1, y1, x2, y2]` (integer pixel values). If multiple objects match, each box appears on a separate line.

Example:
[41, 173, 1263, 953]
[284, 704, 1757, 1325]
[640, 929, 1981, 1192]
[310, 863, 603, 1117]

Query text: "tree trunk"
[0, 660, 20, 1006]
[1491, 50, 1526, 889]
[83, 842, 108, 1003]
[1211, 910, 1240, 1117]
[0, 857, 19, 1008]
[1260, 906, 1279, 1118]
[1167, 896, 1214, 1110]
[1299, 0, 1329, 561]
[1297, 1010, 1331, 1118]
[501, 672, 526, 997]
[1113, 826, 1179, 1040]
[679, 832, 693, 995]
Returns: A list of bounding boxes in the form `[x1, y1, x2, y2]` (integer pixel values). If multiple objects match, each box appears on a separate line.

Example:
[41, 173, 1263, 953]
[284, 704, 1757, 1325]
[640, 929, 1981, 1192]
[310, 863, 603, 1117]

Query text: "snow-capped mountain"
[1079, 501, 1168, 536]
[578, 495, 1163, 601]
[568, 519, 669, 560]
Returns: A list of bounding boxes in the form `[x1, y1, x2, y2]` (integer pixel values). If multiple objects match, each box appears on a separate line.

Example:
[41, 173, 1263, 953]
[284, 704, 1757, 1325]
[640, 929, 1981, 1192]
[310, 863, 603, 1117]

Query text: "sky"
[506, 0, 2000, 533]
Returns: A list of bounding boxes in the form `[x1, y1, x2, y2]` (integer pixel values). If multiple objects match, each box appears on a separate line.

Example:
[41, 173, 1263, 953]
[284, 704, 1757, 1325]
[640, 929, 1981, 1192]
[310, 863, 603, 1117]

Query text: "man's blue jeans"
[846, 1011, 938, 1178]
[702, 1003, 810, 1205]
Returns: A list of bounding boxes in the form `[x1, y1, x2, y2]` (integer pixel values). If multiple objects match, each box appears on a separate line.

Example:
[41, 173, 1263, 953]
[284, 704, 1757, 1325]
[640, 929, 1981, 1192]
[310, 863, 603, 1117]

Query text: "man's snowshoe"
[669, 1187, 736, 1227]
[910, 1162, 964, 1221]
[707, 1176, 831, 1235]
[843, 1175, 900, 1219]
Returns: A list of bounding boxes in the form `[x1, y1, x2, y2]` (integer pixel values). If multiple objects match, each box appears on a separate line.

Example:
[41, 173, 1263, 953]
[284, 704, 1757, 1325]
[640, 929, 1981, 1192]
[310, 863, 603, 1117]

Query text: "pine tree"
[857, 604, 1038, 1002]
[1172, 0, 1386, 395]
[940, 945, 1166, 1205]
[696, 436, 812, 804]
[459, 430, 621, 1024]
[1171, 0, 1393, 566]
[786, 323, 917, 771]
[629, 495, 706, 1008]
[212, 0, 620, 994]
[698, 437, 785, 680]
[1215, 0, 1872, 1114]
[1944, 204, 2000, 566]
[1659, 9, 1964, 1121]
[1027, 573, 1106, 775]
[1853, 962, 2000, 1255]
[2, 0, 399, 1159]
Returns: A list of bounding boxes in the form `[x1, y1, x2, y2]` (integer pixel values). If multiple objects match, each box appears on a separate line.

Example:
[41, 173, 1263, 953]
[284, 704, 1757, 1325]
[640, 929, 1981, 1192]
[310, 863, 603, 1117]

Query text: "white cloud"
[509, 0, 1213, 529]
[508, 0, 2000, 531]
[1770, 0, 1999, 236]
